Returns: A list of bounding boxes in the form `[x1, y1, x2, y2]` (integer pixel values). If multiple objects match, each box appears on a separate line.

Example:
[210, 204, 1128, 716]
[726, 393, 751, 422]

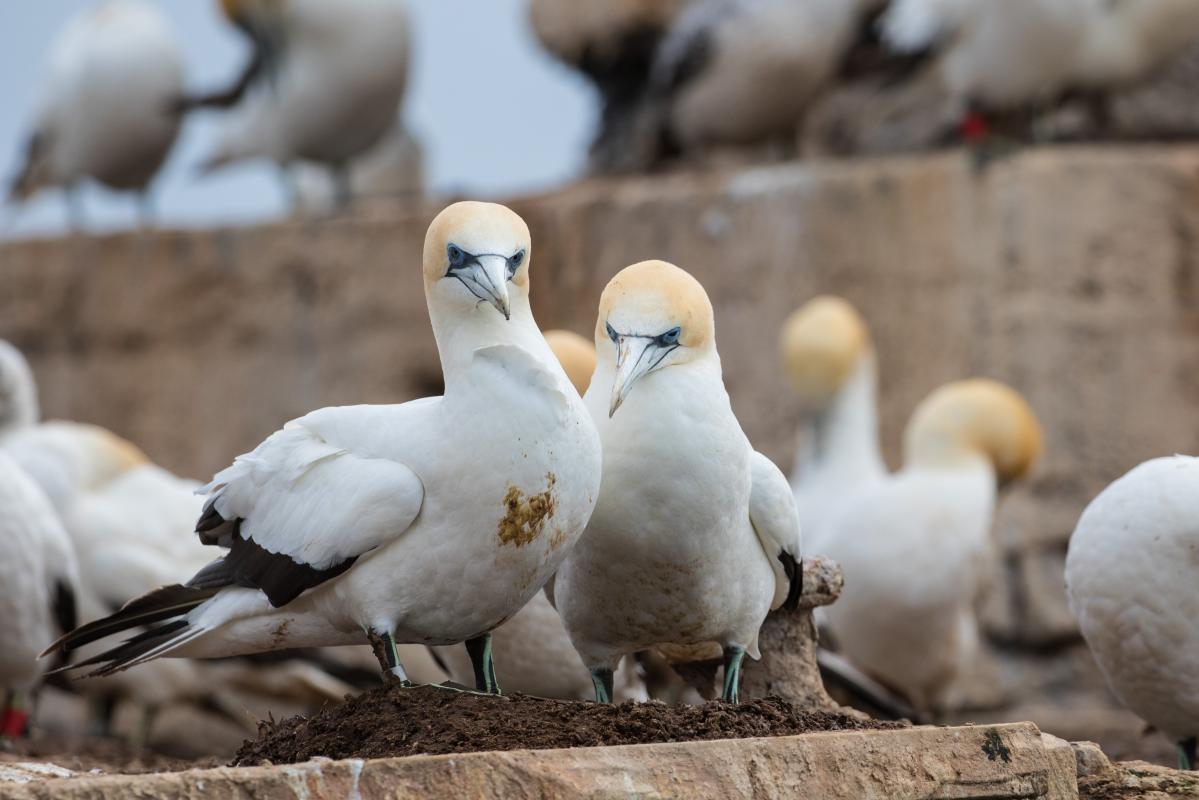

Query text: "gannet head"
[904, 379, 1042, 486]
[544, 330, 597, 396]
[596, 260, 714, 417]
[779, 296, 871, 410]
[0, 340, 39, 434]
[423, 201, 531, 322]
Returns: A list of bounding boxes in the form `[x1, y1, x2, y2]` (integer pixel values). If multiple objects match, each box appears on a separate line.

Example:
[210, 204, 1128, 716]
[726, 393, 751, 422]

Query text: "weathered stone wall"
[4, 146, 1199, 747]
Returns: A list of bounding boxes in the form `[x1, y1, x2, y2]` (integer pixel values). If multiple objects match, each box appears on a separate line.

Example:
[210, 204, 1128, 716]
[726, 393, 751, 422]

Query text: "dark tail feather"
[42, 583, 216, 657]
[816, 649, 928, 724]
[62, 620, 191, 677]
[778, 553, 802, 611]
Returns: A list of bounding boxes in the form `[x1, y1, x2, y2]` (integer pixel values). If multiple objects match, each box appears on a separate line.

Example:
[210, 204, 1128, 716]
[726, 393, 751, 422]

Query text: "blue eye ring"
[507, 250, 525, 277]
[446, 243, 467, 268]
[658, 327, 681, 346]
[605, 321, 618, 343]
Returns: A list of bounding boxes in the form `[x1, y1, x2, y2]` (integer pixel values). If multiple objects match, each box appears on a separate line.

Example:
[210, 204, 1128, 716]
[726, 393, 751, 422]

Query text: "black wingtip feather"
[779, 553, 802, 612]
[42, 583, 215, 657]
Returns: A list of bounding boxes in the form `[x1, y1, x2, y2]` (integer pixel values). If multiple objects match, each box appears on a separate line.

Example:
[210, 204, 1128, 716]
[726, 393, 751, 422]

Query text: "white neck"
[790, 352, 885, 490]
[427, 292, 560, 394]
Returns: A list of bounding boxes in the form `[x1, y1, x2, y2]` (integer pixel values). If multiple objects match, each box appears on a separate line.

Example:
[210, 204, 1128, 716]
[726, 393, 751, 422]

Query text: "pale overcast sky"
[0, 1, 598, 238]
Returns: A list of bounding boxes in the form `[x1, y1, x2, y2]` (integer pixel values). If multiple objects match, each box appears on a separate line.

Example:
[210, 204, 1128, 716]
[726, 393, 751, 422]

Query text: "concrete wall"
[5, 146, 1199, 742]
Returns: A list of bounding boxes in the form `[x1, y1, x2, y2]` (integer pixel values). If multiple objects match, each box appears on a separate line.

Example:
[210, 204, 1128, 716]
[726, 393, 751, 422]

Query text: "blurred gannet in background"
[554, 260, 801, 703]
[1066, 456, 1199, 770]
[528, 0, 692, 170]
[781, 297, 886, 553]
[0, 453, 78, 740]
[880, 0, 1089, 141]
[432, 328, 645, 701]
[8, 0, 184, 225]
[294, 118, 424, 214]
[0, 342, 350, 740]
[820, 379, 1041, 713]
[1068, 0, 1199, 130]
[647, 0, 884, 161]
[186, 0, 411, 209]
[49, 202, 604, 696]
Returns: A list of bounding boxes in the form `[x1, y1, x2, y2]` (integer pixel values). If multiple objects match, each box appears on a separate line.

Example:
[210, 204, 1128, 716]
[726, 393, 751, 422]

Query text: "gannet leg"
[465, 633, 501, 695]
[1179, 737, 1197, 771]
[367, 629, 412, 686]
[721, 645, 746, 703]
[330, 163, 352, 213]
[590, 667, 614, 703]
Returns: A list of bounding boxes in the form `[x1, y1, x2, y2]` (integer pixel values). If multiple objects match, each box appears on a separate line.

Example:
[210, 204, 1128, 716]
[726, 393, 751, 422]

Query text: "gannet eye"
[657, 327, 681, 346]
[446, 243, 467, 269]
[507, 250, 525, 277]
[605, 322, 618, 343]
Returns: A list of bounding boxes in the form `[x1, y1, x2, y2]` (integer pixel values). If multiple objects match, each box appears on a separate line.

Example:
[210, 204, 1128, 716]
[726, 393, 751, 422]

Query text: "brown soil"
[234, 684, 904, 765]
[1, 736, 219, 774]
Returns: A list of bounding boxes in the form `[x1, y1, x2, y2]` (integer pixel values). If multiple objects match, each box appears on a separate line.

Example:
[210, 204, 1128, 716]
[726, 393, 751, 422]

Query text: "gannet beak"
[609, 336, 658, 417]
[452, 255, 511, 320]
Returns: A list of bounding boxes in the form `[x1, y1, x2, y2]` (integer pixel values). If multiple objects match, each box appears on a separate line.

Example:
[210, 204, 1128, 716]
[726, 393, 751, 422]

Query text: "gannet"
[1068, 0, 1199, 128]
[648, 0, 884, 158]
[554, 260, 802, 703]
[187, 0, 411, 208]
[781, 297, 886, 554]
[879, 0, 1090, 139]
[528, 0, 692, 169]
[819, 379, 1041, 712]
[1066, 456, 1199, 770]
[294, 119, 423, 214]
[431, 328, 646, 701]
[48, 202, 604, 696]
[8, 0, 184, 223]
[0, 452, 78, 739]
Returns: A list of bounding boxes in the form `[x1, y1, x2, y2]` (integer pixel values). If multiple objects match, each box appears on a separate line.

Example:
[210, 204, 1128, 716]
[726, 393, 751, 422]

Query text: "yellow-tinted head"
[780, 296, 871, 409]
[904, 379, 1042, 484]
[422, 201, 532, 321]
[544, 330, 597, 396]
[595, 260, 715, 416]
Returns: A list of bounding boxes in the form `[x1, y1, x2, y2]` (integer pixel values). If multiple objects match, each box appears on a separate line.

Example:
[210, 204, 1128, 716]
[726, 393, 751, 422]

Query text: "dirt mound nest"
[234, 684, 904, 765]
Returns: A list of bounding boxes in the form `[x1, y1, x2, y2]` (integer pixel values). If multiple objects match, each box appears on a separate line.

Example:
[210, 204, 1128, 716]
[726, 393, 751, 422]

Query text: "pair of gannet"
[649, 0, 884, 158]
[187, 0, 411, 209]
[880, 0, 1199, 140]
[0, 452, 78, 739]
[431, 330, 646, 701]
[8, 0, 184, 224]
[1067, 456, 1199, 770]
[781, 298, 1041, 713]
[554, 261, 803, 703]
[51, 202, 605, 696]
[0, 343, 350, 739]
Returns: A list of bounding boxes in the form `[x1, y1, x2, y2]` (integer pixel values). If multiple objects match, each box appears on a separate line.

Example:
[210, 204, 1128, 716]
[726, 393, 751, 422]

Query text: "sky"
[0, 1, 598, 239]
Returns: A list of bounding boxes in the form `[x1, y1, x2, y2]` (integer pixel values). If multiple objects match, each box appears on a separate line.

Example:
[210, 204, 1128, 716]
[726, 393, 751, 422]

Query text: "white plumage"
[199, 0, 410, 199]
[53, 202, 603, 695]
[9, 0, 183, 211]
[1071, 0, 1199, 92]
[1066, 456, 1199, 768]
[819, 379, 1041, 711]
[553, 260, 801, 702]
[0, 451, 79, 738]
[651, 0, 882, 154]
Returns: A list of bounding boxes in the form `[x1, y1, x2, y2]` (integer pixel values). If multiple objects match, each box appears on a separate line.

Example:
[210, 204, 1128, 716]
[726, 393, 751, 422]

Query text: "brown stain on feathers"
[498, 473, 557, 547]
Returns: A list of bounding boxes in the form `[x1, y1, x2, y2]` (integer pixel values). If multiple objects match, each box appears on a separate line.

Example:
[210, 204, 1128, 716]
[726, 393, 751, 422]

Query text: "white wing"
[193, 402, 428, 607]
[748, 450, 803, 610]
